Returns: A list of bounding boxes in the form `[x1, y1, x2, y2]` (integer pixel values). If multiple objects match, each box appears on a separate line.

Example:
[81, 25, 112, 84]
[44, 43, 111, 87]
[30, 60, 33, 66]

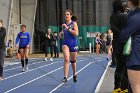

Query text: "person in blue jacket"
[15, 25, 31, 72]
[119, 0, 140, 92]
[59, 10, 78, 83]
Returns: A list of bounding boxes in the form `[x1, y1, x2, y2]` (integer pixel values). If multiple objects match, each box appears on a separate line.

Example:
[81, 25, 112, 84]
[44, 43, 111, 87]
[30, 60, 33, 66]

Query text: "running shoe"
[62, 77, 67, 83]
[113, 88, 121, 93]
[50, 58, 53, 61]
[73, 75, 77, 83]
[22, 67, 25, 72]
[25, 65, 29, 71]
[44, 57, 47, 61]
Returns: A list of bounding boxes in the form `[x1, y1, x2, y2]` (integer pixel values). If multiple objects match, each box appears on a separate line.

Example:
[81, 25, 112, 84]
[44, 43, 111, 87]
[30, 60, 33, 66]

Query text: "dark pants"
[111, 41, 117, 66]
[111, 50, 116, 66]
[0, 47, 5, 77]
[54, 46, 59, 57]
[128, 83, 133, 93]
[112, 40, 128, 90]
[45, 45, 53, 57]
[114, 54, 128, 90]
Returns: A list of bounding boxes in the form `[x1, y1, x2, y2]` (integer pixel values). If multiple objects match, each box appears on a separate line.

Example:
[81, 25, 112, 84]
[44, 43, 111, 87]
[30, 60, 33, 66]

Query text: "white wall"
[0, 0, 12, 43]
[0, 0, 11, 29]
[21, 0, 37, 53]
[11, 0, 20, 24]
[9, 0, 21, 46]
[0, 0, 21, 48]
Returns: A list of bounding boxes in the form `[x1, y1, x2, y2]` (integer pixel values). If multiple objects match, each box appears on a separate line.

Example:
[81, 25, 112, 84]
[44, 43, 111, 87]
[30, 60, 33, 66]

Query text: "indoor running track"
[0, 54, 109, 93]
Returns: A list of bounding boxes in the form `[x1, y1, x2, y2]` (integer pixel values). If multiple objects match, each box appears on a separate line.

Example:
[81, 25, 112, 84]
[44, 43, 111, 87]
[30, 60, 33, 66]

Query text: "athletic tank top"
[63, 21, 78, 46]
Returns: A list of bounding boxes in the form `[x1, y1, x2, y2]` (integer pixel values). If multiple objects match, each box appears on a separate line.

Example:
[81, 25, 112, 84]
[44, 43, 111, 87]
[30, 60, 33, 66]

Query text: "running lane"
[0, 54, 109, 93]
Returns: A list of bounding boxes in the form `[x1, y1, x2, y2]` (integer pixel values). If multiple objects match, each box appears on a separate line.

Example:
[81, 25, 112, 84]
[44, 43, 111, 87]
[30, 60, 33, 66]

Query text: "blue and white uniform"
[16, 32, 31, 48]
[62, 21, 78, 52]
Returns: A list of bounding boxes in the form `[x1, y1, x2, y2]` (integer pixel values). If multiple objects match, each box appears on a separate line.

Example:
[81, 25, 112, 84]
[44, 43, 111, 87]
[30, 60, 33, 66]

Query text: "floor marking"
[94, 60, 112, 93]
[4, 60, 48, 72]
[49, 59, 104, 93]
[4, 67, 63, 93]
[3, 61, 60, 80]
[4, 59, 40, 67]
[4, 58, 88, 71]
[3, 59, 87, 81]
[4, 59, 88, 93]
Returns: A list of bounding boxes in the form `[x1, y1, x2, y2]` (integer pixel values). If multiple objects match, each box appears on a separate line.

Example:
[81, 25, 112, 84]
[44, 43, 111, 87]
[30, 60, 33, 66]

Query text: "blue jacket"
[16, 32, 31, 47]
[119, 8, 140, 67]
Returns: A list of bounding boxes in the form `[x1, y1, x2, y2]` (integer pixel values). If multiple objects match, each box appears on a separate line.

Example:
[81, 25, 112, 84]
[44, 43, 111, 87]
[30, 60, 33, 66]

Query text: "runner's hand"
[59, 31, 63, 38]
[26, 45, 30, 48]
[48, 35, 51, 39]
[62, 24, 68, 29]
[15, 44, 18, 48]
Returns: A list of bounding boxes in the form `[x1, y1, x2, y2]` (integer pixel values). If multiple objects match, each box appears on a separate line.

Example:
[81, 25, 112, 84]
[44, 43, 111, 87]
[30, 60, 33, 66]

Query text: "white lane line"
[3, 59, 86, 81]
[4, 59, 87, 93]
[4, 67, 63, 93]
[4, 58, 87, 71]
[4, 59, 41, 67]
[2, 61, 60, 81]
[4, 60, 47, 72]
[3, 56, 91, 68]
[4, 62, 19, 67]
[94, 60, 112, 93]
[49, 59, 103, 93]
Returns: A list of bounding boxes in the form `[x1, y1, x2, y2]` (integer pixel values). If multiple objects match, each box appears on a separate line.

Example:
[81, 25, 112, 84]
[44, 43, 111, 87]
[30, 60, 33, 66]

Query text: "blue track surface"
[0, 54, 109, 93]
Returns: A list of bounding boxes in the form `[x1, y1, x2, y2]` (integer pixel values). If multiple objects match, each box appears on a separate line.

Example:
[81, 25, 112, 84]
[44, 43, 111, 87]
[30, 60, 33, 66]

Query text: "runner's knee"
[70, 60, 76, 63]
[64, 59, 69, 63]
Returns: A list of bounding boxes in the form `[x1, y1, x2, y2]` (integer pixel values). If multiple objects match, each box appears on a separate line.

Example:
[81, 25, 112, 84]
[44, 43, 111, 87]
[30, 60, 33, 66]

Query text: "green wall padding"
[48, 25, 109, 50]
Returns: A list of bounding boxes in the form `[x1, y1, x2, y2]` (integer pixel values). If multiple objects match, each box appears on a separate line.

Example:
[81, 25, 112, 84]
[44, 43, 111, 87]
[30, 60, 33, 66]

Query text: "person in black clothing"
[110, 0, 128, 93]
[0, 19, 6, 80]
[44, 29, 54, 61]
[53, 32, 59, 58]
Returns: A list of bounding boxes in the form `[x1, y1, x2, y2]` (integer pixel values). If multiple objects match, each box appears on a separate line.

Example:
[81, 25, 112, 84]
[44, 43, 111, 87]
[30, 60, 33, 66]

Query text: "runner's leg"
[70, 52, 77, 83]
[62, 45, 70, 81]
